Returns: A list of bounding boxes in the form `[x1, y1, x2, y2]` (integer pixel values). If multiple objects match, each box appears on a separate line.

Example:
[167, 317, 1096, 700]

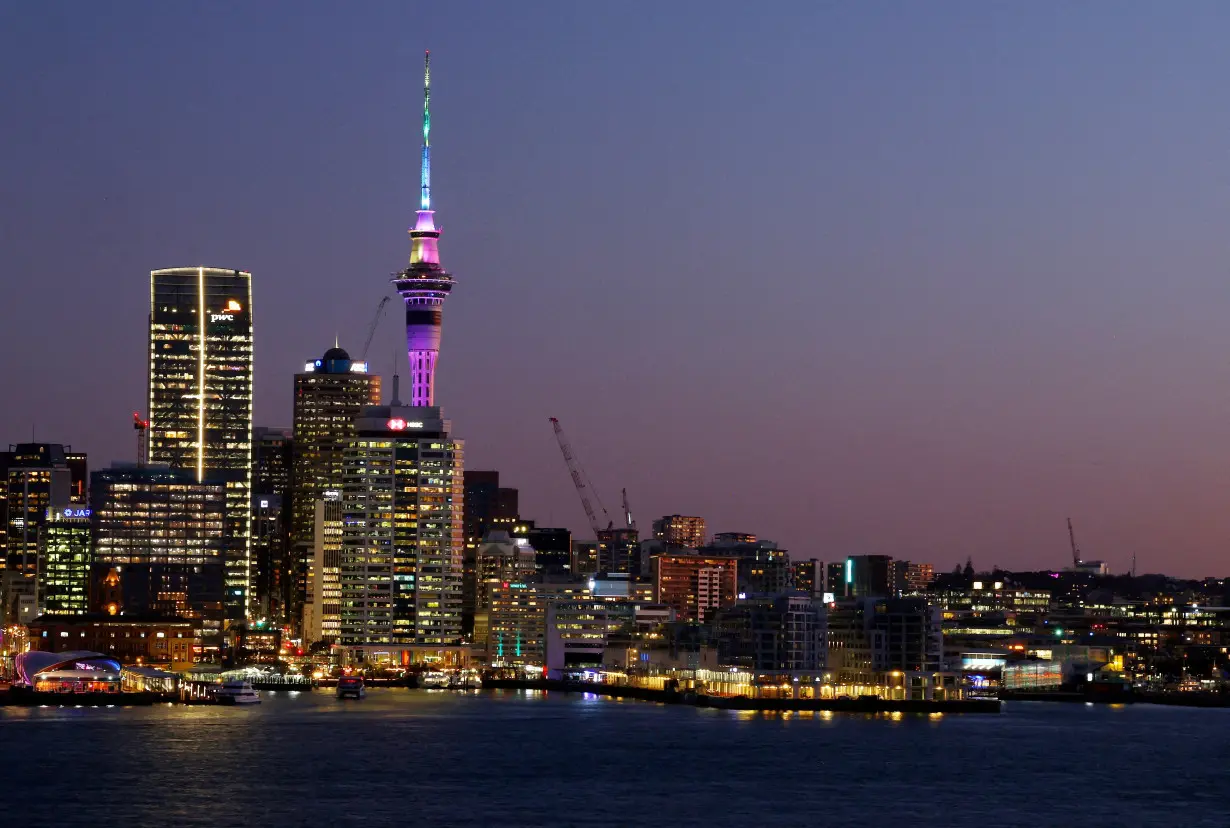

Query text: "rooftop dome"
[322, 346, 351, 362]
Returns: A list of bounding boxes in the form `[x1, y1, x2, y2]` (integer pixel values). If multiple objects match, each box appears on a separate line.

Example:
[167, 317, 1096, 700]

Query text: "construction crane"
[132, 411, 149, 467]
[549, 417, 611, 538]
[1067, 517, 1081, 568]
[621, 487, 635, 531]
[361, 296, 392, 360]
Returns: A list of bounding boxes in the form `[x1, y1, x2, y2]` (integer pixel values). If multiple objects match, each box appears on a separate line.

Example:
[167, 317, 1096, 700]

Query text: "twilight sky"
[4, 2, 1230, 576]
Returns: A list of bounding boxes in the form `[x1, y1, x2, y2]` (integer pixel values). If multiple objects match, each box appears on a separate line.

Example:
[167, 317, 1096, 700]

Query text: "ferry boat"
[336, 676, 366, 699]
[217, 680, 261, 705]
[420, 670, 450, 689]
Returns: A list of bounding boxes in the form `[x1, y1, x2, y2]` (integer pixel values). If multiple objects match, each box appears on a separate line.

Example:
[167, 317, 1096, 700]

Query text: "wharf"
[0, 689, 185, 706]
[484, 678, 1002, 714]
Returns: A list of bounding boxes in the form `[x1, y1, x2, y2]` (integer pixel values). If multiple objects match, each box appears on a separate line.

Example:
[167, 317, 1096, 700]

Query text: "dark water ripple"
[1, 690, 1226, 827]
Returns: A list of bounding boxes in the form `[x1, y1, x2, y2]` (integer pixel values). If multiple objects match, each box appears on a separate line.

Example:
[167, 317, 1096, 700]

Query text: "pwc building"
[147, 266, 253, 620]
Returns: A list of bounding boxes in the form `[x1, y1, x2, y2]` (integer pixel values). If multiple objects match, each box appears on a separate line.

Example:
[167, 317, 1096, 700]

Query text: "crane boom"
[1067, 517, 1081, 568]
[550, 417, 607, 538]
[361, 296, 392, 360]
[621, 487, 635, 530]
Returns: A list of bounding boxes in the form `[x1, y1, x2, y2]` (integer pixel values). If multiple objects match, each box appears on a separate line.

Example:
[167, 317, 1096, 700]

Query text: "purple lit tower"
[393, 50, 455, 407]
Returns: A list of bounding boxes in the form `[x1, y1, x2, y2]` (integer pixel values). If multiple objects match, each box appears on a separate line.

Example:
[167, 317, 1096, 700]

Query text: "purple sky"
[5, 2, 1230, 576]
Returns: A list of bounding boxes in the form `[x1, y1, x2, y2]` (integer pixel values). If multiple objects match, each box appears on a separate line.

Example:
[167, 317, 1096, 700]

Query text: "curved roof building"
[15, 650, 121, 688]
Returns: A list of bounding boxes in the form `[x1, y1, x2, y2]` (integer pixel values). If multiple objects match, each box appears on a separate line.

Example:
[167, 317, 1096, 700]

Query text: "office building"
[840, 555, 897, 599]
[394, 51, 456, 407]
[251, 428, 292, 620]
[473, 531, 537, 615]
[572, 541, 599, 577]
[652, 515, 706, 549]
[339, 404, 464, 651]
[598, 527, 640, 575]
[704, 534, 791, 596]
[652, 554, 738, 623]
[5, 443, 73, 574]
[462, 470, 518, 634]
[89, 464, 226, 627]
[290, 345, 380, 624]
[147, 266, 253, 620]
[38, 506, 93, 615]
[302, 493, 342, 646]
[902, 561, 935, 594]
[527, 527, 571, 572]
[488, 577, 589, 667]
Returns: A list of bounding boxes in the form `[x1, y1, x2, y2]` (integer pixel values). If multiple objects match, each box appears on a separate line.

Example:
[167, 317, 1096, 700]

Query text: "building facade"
[339, 406, 464, 650]
[147, 266, 254, 620]
[652, 554, 738, 623]
[302, 494, 343, 646]
[38, 507, 93, 615]
[290, 346, 380, 626]
[5, 443, 73, 574]
[652, 515, 706, 549]
[89, 464, 226, 631]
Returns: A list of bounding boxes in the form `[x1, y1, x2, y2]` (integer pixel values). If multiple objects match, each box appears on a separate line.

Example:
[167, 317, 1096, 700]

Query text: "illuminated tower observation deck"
[393, 50, 455, 407]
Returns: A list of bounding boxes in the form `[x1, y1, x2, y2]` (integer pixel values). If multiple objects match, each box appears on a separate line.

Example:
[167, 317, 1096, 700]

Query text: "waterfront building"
[27, 613, 197, 667]
[147, 265, 254, 620]
[339, 405, 464, 652]
[89, 464, 226, 633]
[545, 596, 618, 676]
[290, 345, 380, 625]
[488, 577, 589, 667]
[790, 558, 822, 596]
[652, 515, 706, 549]
[302, 493, 342, 646]
[713, 594, 828, 672]
[651, 554, 738, 623]
[5, 443, 73, 574]
[827, 597, 943, 686]
[38, 507, 92, 614]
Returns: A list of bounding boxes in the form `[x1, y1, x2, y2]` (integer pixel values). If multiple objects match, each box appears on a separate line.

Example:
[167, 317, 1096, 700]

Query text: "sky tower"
[393, 50, 455, 407]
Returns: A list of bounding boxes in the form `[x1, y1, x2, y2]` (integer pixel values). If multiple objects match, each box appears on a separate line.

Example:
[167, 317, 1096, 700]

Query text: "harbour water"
[2, 689, 1227, 827]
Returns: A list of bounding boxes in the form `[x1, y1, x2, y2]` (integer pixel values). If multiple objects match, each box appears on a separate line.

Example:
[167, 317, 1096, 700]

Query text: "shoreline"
[483, 678, 1003, 714]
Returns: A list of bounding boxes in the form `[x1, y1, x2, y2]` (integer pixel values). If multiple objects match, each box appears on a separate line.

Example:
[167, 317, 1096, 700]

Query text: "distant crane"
[132, 411, 149, 467]
[1067, 517, 1081, 568]
[549, 417, 611, 538]
[361, 296, 392, 360]
[621, 487, 635, 531]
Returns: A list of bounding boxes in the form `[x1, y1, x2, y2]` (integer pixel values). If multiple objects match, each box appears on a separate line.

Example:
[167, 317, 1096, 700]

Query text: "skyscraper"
[148, 266, 254, 620]
[290, 345, 380, 626]
[251, 427, 292, 620]
[302, 492, 342, 646]
[393, 51, 455, 407]
[339, 405, 465, 656]
[5, 443, 73, 574]
[38, 507, 92, 615]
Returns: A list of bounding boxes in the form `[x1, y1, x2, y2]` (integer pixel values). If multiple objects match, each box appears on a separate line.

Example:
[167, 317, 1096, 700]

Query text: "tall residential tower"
[148, 266, 254, 620]
[392, 51, 455, 407]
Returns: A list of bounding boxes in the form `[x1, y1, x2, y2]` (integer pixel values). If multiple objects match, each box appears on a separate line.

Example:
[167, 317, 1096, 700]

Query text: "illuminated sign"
[210, 313, 234, 322]
[61, 508, 91, 518]
[387, 419, 424, 431]
[225, 299, 242, 312]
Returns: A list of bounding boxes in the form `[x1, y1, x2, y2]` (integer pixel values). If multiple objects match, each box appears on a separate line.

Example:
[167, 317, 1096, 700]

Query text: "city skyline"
[8, 4, 1230, 575]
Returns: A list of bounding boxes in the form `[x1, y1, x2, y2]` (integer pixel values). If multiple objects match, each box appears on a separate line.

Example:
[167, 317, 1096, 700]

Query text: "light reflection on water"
[2, 690, 1229, 827]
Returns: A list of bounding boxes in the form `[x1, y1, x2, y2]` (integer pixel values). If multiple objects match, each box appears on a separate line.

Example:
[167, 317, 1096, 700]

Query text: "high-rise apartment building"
[651, 554, 738, 623]
[90, 464, 226, 631]
[5, 443, 73, 574]
[38, 507, 92, 614]
[526, 527, 571, 573]
[290, 346, 380, 626]
[652, 515, 706, 549]
[790, 558, 822, 596]
[339, 405, 464, 654]
[147, 266, 254, 620]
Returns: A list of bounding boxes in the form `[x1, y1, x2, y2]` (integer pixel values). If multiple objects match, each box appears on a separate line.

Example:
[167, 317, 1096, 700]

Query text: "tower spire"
[421, 50, 431, 211]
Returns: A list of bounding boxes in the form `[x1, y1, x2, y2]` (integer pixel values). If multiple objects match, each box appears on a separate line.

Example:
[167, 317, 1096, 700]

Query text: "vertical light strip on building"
[197, 266, 206, 483]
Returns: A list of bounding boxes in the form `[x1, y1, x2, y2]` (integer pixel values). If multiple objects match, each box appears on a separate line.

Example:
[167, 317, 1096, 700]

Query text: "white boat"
[217, 680, 261, 705]
[336, 676, 366, 699]
[420, 670, 450, 689]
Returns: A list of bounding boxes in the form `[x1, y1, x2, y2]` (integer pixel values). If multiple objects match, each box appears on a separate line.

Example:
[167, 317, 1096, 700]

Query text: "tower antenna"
[421, 50, 431, 211]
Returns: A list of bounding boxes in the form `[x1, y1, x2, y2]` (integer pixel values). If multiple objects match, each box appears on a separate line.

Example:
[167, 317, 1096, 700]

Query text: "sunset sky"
[5, 2, 1230, 576]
